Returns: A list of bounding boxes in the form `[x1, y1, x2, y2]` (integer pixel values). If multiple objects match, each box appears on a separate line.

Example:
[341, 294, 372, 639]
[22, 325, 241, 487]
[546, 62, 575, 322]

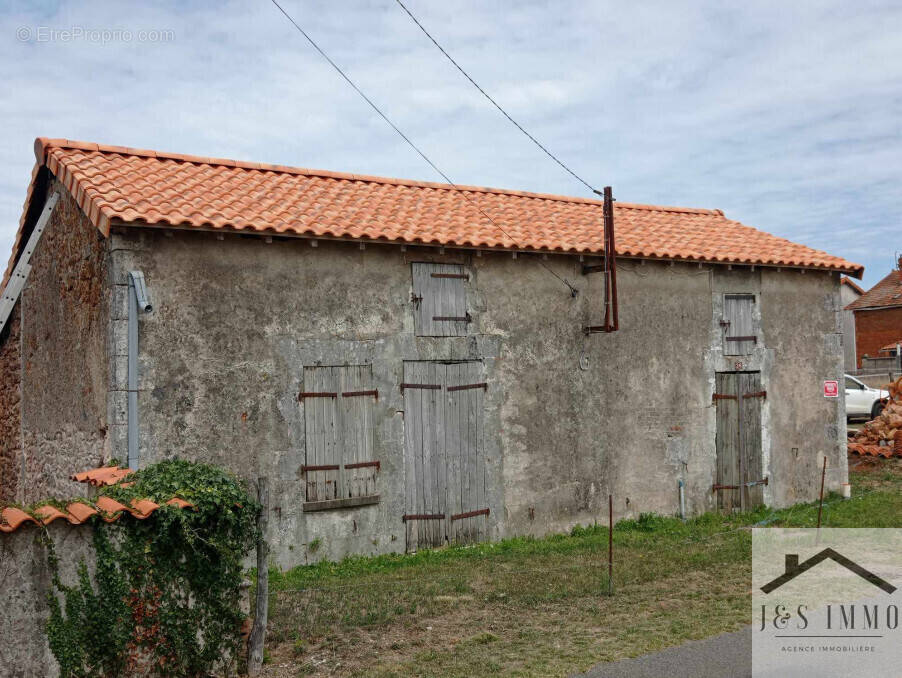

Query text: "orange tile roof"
[846, 268, 902, 310]
[4, 137, 863, 285]
[879, 340, 902, 352]
[0, 496, 193, 533]
[71, 465, 133, 487]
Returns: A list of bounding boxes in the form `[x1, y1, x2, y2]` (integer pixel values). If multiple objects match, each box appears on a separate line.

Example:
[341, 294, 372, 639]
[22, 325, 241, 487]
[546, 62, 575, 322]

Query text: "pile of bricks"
[849, 376, 902, 458]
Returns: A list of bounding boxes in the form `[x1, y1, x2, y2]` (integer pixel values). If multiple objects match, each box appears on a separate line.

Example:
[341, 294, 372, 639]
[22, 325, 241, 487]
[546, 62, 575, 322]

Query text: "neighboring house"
[846, 257, 902, 369]
[0, 138, 863, 566]
[840, 277, 864, 371]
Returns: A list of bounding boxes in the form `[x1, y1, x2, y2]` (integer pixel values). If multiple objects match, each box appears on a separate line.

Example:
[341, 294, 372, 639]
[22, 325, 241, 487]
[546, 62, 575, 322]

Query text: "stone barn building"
[0, 138, 863, 566]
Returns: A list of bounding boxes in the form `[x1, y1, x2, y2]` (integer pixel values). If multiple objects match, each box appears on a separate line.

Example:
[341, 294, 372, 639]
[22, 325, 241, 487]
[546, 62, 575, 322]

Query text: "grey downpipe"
[678, 479, 686, 520]
[127, 271, 152, 470]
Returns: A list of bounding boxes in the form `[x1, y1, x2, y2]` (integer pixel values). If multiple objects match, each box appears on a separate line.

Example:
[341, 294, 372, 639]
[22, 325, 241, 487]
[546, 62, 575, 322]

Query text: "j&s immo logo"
[752, 529, 902, 677]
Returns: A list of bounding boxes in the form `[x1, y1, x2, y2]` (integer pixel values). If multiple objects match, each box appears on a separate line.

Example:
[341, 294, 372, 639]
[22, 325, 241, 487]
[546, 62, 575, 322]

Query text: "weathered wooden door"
[714, 372, 765, 511]
[402, 361, 488, 552]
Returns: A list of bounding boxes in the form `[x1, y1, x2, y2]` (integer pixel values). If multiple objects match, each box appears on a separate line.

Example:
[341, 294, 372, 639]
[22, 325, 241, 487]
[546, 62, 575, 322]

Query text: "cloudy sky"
[1, 0, 899, 287]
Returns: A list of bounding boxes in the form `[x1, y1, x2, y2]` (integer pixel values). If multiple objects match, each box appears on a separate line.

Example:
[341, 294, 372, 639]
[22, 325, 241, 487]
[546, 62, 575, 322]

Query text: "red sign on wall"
[823, 380, 839, 398]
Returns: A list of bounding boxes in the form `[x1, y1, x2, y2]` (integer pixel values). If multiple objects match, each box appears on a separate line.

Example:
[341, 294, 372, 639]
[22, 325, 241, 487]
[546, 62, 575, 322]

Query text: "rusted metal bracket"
[744, 390, 767, 399]
[431, 272, 469, 280]
[344, 460, 381, 471]
[402, 513, 445, 522]
[342, 389, 379, 399]
[713, 393, 738, 401]
[300, 464, 340, 473]
[298, 391, 337, 400]
[401, 383, 442, 391]
[433, 314, 471, 322]
[447, 382, 487, 392]
[450, 508, 490, 521]
[712, 477, 768, 492]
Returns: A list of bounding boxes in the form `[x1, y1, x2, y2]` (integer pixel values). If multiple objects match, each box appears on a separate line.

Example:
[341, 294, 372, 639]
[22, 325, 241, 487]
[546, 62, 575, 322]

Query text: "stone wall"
[107, 226, 848, 567]
[19, 182, 111, 502]
[0, 304, 22, 502]
[0, 522, 94, 678]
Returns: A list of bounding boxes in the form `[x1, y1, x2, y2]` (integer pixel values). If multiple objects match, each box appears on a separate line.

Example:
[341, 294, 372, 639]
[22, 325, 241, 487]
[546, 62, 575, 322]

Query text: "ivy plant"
[44, 460, 259, 677]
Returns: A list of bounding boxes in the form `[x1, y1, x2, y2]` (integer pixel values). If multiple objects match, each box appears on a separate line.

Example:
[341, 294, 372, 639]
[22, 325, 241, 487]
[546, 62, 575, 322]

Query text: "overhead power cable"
[393, 0, 599, 196]
[266, 0, 578, 295]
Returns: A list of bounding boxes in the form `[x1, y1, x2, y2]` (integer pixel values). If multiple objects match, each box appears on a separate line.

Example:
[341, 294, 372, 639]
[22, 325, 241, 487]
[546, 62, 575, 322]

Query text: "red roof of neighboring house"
[879, 340, 902, 352]
[841, 276, 865, 295]
[846, 266, 902, 311]
[4, 137, 864, 286]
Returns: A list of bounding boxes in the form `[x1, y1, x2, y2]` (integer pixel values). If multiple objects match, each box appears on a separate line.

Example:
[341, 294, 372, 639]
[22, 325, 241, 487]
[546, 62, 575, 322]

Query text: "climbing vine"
[43, 460, 259, 677]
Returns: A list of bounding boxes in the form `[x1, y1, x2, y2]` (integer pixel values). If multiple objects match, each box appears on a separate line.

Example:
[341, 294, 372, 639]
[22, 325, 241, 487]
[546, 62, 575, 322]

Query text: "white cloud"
[0, 0, 899, 284]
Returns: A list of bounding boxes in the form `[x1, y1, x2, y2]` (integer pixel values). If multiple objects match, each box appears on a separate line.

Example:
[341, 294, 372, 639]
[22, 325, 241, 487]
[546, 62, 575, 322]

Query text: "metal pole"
[608, 494, 613, 595]
[816, 458, 827, 530]
[247, 477, 270, 676]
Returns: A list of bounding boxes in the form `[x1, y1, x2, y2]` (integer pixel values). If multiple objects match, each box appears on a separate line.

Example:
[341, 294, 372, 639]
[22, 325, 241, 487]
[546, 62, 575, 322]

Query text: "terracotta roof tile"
[71, 465, 133, 487]
[846, 268, 902, 310]
[3, 138, 863, 287]
[0, 496, 194, 533]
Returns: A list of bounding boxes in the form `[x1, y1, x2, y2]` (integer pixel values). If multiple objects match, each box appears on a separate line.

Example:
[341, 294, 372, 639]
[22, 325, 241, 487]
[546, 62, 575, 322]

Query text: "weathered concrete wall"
[108, 227, 847, 567]
[0, 304, 23, 502]
[0, 523, 94, 678]
[19, 182, 111, 501]
[760, 269, 847, 506]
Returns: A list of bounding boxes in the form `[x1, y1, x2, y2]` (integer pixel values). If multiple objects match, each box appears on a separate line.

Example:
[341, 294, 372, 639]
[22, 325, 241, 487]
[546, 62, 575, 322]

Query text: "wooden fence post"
[247, 477, 269, 676]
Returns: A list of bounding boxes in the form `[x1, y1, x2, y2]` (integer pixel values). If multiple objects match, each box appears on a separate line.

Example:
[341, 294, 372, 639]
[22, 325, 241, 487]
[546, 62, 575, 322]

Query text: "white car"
[845, 374, 889, 420]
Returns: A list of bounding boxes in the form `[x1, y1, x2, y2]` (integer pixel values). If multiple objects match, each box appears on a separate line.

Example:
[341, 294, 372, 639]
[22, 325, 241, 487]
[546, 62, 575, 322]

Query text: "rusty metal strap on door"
[450, 508, 490, 521]
[744, 390, 767, 399]
[447, 382, 487, 392]
[344, 460, 380, 471]
[342, 389, 379, 399]
[298, 391, 337, 400]
[401, 383, 442, 391]
[433, 315, 471, 322]
[402, 513, 445, 522]
[726, 335, 757, 342]
[430, 272, 469, 280]
[301, 464, 340, 473]
[713, 393, 737, 401]
[712, 477, 768, 492]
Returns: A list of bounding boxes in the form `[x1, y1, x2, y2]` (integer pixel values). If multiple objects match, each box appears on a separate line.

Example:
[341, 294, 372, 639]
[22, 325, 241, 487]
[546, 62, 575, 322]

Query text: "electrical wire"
[393, 0, 599, 196]
[266, 0, 578, 296]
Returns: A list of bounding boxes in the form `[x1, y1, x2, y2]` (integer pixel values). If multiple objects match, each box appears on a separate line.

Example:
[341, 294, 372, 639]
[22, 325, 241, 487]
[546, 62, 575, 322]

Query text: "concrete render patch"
[575, 628, 752, 678]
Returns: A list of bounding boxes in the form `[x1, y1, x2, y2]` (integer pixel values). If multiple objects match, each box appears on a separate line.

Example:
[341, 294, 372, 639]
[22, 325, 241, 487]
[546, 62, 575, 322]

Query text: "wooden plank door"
[444, 362, 488, 545]
[738, 372, 764, 508]
[303, 366, 341, 502]
[723, 294, 756, 355]
[715, 372, 764, 511]
[403, 361, 447, 552]
[403, 361, 488, 552]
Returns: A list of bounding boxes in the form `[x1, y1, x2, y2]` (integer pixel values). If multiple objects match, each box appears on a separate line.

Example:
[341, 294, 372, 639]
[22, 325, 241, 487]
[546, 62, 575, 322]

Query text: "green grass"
[262, 458, 902, 677]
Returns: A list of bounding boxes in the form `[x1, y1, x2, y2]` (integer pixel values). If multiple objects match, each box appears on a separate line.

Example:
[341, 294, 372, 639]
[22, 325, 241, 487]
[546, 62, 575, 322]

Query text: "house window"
[722, 294, 758, 356]
[300, 365, 380, 509]
[411, 263, 470, 337]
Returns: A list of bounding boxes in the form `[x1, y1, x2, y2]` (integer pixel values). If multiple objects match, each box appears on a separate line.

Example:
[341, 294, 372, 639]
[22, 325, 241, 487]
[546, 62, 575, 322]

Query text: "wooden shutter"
[723, 294, 756, 355]
[302, 365, 378, 504]
[411, 263, 469, 337]
[302, 366, 341, 502]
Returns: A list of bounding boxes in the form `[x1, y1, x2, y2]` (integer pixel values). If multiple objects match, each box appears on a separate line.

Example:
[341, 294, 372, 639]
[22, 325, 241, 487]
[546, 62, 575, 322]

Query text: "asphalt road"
[575, 628, 751, 678]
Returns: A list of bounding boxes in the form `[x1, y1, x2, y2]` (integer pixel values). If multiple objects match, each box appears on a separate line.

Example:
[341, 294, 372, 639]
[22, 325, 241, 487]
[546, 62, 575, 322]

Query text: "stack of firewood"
[849, 376, 902, 458]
